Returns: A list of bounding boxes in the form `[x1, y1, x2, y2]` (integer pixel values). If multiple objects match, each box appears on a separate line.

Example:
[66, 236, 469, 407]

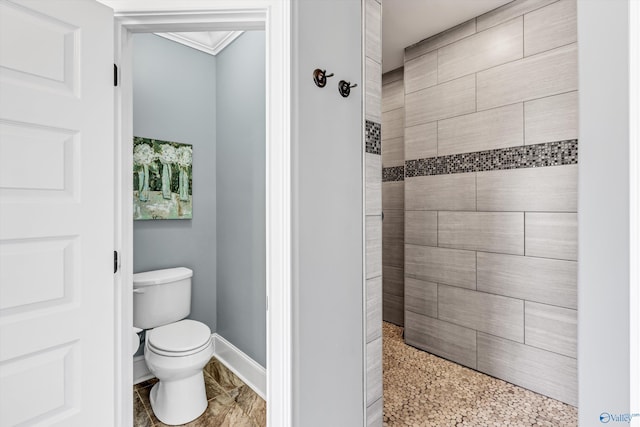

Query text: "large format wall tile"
[382, 137, 404, 167]
[438, 285, 524, 342]
[404, 277, 437, 317]
[477, 252, 577, 309]
[382, 181, 404, 210]
[382, 108, 404, 140]
[438, 211, 524, 255]
[405, 173, 476, 211]
[382, 79, 404, 113]
[382, 209, 404, 245]
[438, 17, 523, 83]
[437, 103, 524, 156]
[366, 277, 382, 343]
[476, 165, 577, 212]
[405, 122, 437, 160]
[405, 75, 476, 126]
[383, 265, 404, 297]
[365, 153, 381, 215]
[366, 216, 382, 279]
[477, 0, 558, 32]
[365, 0, 381, 63]
[477, 333, 577, 406]
[525, 301, 577, 358]
[405, 19, 476, 62]
[525, 212, 577, 260]
[382, 67, 403, 85]
[524, 91, 578, 145]
[477, 43, 577, 111]
[404, 210, 437, 246]
[365, 58, 382, 123]
[404, 50, 437, 94]
[400, 0, 578, 406]
[366, 398, 383, 427]
[383, 292, 404, 326]
[524, 0, 577, 57]
[383, 242, 404, 268]
[405, 310, 477, 369]
[405, 244, 476, 290]
[365, 0, 382, 424]
[366, 337, 382, 406]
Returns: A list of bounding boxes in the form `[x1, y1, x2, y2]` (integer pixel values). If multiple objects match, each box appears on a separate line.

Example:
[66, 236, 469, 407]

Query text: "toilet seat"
[147, 319, 212, 357]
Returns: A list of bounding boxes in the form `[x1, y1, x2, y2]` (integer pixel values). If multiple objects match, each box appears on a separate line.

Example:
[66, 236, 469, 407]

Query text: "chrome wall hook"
[338, 80, 357, 98]
[313, 69, 334, 88]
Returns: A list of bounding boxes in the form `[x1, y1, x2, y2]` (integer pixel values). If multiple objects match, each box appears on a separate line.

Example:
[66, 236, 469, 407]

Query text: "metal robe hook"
[338, 80, 357, 98]
[313, 69, 334, 88]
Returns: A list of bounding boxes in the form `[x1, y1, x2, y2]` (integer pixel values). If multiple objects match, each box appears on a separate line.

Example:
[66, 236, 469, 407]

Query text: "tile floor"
[382, 322, 578, 427]
[135, 325, 576, 426]
[134, 357, 265, 427]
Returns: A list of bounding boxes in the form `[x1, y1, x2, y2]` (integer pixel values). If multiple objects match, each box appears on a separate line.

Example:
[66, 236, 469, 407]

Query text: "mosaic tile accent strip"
[366, 120, 381, 155]
[383, 166, 405, 182]
[405, 139, 578, 178]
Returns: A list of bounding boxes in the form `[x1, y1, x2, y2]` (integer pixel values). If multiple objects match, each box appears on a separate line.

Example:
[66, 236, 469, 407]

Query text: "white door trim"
[630, 0, 640, 415]
[107, 2, 291, 426]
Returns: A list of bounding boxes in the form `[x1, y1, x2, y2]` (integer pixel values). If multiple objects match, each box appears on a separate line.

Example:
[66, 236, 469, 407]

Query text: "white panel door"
[0, 0, 114, 425]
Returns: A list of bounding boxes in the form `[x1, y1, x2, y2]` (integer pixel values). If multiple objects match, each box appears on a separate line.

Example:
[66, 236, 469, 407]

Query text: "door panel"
[0, 1, 114, 425]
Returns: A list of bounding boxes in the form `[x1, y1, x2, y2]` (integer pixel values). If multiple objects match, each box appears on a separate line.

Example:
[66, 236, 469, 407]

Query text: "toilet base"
[149, 371, 208, 425]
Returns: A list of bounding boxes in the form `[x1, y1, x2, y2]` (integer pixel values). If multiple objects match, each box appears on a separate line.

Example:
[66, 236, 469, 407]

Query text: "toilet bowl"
[144, 319, 214, 425]
[133, 268, 214, 425]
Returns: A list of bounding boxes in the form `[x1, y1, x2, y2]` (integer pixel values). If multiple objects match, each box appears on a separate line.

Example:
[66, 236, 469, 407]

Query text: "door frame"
[108, 2, 291, 426]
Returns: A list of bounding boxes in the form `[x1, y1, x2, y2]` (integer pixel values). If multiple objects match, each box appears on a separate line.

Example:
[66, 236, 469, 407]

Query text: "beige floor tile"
[134, 390, 154, 427]
[204, 358, 246, 391]
[133, 358, 265, 427]
[232, 385, 267, 427]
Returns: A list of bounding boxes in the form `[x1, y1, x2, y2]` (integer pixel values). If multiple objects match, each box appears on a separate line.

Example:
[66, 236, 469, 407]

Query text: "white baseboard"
[133, 355, 153, 385]
[131, 334, 266, 400]
[212, 333, 266, 400]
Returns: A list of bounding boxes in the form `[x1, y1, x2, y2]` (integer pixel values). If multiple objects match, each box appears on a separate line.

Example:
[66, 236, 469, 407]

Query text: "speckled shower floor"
[382, 322, 577, 427]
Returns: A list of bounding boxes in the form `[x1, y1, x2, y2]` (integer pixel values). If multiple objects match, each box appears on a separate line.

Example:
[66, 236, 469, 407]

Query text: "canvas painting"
[133, 137, 193, 220]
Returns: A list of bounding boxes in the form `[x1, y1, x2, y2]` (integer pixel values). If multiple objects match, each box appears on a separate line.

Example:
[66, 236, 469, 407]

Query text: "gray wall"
[216, 31, 266, 368]
[395, 0, 578, 406]
[132, 34, 217, 331]
[578, 0, 634, 423]
[363, 0, 383, 424]
[381, 67, 405, 327]
[292, 0, 364, 425]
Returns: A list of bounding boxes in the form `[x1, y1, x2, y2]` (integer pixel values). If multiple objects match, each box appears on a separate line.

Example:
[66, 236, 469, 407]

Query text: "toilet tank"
[133, 267, 193, 329]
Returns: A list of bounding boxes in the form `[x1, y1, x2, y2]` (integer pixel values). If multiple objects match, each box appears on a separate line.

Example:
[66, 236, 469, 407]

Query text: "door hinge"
[114, 64, 118, 87]
[114, 250, 119, 273]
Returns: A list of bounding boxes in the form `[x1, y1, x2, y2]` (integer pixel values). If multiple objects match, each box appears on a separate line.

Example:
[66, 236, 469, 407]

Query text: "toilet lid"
[147, 319, 211, 353]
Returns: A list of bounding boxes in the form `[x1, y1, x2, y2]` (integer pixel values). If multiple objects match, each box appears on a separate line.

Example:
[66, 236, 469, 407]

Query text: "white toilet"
[133, 267, 214, 426]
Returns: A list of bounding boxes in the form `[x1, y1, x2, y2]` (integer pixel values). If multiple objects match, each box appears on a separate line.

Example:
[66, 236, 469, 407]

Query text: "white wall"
[578, 0, 635, 424]
[292, 0, 364, 425]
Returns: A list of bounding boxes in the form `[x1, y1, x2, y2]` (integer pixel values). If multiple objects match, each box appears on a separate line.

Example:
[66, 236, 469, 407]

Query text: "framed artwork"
[133, 137, 192, 220]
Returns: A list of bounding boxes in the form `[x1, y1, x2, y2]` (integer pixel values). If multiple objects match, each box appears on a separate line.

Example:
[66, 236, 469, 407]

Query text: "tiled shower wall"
[364, 0, 383, 425]
[386, 0, 579, 406]
[382, 68, 405, 326]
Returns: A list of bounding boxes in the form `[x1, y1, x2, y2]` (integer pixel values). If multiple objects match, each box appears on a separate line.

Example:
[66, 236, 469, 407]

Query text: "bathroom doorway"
[110, 3, 291, 426]
[129, 29, 267, 426]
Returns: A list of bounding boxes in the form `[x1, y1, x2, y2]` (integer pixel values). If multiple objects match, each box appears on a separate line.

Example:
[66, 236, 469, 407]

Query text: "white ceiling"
[155, 31, 243, 56]
[382, 0, 513, 73]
